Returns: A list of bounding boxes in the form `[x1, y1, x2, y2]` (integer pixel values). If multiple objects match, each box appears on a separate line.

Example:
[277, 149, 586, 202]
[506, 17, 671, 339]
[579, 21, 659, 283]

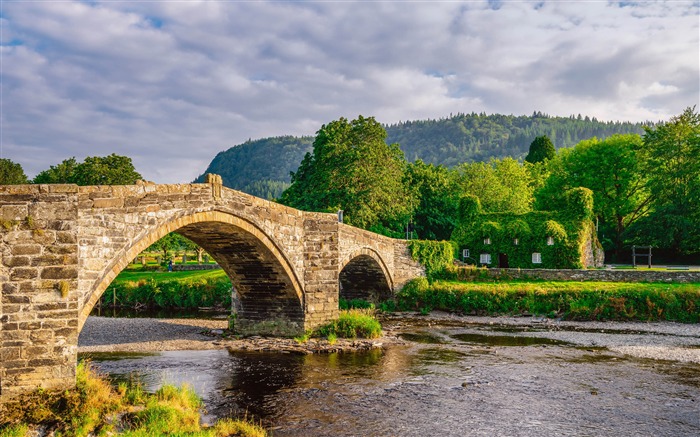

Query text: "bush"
[102, 275, 232, 309]
[314, 309, 382, 339]
[339, 298, 375, 310]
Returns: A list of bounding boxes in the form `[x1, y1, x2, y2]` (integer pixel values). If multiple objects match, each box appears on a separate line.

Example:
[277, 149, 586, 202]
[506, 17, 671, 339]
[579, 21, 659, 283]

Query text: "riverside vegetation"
[0, 362, 266, 437]
[100, 268, 232, 310]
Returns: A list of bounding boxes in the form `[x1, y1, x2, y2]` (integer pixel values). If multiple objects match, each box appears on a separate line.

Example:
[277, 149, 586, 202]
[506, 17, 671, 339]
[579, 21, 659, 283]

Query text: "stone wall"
[483, 268, 700, 283]
[172, 264, 220, 271]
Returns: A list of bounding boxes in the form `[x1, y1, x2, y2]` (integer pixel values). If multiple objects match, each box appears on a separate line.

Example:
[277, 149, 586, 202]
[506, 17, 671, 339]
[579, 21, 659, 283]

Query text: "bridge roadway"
[0, 175, 423, 400]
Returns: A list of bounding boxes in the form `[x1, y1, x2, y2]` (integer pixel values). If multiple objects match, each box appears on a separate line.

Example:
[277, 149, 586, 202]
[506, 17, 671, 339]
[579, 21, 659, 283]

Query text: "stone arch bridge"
[0, 177, 423, 400]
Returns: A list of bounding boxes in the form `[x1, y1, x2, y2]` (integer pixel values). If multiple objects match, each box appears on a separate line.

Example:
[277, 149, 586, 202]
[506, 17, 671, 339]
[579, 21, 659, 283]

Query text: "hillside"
[196, 112, 648, 198]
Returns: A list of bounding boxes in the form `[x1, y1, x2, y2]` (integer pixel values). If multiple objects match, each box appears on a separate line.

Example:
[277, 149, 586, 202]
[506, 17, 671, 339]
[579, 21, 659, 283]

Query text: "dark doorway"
[498, 253, 509, 268]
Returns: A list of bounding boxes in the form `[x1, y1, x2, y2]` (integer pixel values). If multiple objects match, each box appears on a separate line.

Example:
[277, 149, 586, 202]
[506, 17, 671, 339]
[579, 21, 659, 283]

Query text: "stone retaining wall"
[483, 268, 700, 283]
[172, 264, 221, 271]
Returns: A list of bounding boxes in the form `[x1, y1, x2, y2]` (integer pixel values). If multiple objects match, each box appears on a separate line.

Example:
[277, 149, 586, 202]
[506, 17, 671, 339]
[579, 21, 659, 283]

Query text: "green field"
[113, 268, 228, 284]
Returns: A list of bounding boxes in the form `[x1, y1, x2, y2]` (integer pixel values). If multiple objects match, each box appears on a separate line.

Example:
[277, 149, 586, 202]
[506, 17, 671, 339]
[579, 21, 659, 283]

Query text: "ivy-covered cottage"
[451, 188, 604, 269]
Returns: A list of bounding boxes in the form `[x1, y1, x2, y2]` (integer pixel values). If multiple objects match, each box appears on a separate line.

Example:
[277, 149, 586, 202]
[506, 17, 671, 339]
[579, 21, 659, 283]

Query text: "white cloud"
[1, 0, 698, 182]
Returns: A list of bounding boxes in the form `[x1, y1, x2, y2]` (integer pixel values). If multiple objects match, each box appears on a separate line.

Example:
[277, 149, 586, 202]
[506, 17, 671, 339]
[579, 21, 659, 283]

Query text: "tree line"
[279, 108, 699, 261]
[3, 108, 696, 261]
[194, 112, 648, 199]
[0, 153, 143, 186]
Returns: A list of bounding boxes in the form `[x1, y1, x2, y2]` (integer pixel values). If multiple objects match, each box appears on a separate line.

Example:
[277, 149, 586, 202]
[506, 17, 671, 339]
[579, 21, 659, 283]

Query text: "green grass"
[102, 268, 232, 309]
[113, 269, 228, 284]
[314, 309, 383, 339]
[394, 277, 700, 322]
[0, 362, 266, 437]
[339, 297, 375, 310]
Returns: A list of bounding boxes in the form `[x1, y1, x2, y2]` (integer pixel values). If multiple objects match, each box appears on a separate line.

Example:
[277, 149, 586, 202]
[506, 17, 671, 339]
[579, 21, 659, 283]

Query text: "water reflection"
[451, 332, 571, 346]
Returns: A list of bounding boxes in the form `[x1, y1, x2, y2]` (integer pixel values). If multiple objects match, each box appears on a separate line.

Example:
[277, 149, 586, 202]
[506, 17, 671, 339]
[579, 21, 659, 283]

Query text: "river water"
[81, 322, 700, 436]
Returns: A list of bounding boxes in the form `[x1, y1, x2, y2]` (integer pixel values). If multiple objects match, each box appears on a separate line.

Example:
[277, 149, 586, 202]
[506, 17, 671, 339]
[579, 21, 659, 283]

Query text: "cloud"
[1, 0, 698, 182]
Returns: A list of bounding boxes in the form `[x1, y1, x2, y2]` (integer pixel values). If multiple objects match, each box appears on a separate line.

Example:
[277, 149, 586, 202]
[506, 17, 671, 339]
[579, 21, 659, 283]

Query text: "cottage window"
[480, 253, 491, 264]
[532, 252, 542, 264]
[484, 237, 491, 245]
[462, 249, 470, 258]
[513, 238, 519, 245]
[547, 236, 554, 245]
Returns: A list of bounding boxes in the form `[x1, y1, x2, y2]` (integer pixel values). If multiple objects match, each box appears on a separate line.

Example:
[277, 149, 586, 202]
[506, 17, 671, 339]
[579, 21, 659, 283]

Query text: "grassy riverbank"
[102, 269, 232, 309]
[0, 362, 266, 437]
[393, 278, 700, 322]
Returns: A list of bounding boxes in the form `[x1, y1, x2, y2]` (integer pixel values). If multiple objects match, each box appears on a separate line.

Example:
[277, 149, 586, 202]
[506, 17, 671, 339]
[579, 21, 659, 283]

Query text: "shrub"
[314, 309, 382, 339]
[339, 298, 375, 310]
[408, 240, 454, 280]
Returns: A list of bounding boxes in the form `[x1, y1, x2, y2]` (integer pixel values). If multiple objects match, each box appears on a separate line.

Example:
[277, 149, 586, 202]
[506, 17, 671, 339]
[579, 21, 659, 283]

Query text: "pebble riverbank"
[78, 312, 700, 363]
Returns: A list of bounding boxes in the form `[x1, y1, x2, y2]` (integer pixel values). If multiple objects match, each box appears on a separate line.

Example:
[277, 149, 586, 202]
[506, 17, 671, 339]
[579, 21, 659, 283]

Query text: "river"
[80, 317, 700, 436]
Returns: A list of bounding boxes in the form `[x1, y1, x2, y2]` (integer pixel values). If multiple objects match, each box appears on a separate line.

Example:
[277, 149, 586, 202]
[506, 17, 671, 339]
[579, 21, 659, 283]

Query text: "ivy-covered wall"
[408, 240, 455, 279]
[451, 189, 604, 269]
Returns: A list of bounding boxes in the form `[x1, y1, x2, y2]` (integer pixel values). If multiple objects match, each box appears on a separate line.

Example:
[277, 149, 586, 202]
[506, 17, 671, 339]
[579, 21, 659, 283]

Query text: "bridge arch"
[78, 210, 304, 332]
[339, 248, 393, 303]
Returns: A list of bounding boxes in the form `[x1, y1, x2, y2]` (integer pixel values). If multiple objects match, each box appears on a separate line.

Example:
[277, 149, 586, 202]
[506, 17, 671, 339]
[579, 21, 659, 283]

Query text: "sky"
[1, 1, 698, 183]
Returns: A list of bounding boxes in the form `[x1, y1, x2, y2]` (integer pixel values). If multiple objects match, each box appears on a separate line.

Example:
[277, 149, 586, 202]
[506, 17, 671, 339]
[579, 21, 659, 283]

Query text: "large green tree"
[33, 154, 142, 185]
[631, 107, 700, 255]
[0, 158, 28, 185]
[454, 158, 534, 214]
[525, 135, 556, 163]
[279, 116, 413, 234]
[534, 134, 650, 259]
[405, 160, 459, 240]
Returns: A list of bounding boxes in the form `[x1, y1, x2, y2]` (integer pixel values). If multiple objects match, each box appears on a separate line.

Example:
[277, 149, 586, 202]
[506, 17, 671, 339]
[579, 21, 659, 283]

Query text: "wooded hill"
[195, 112, 647, 199]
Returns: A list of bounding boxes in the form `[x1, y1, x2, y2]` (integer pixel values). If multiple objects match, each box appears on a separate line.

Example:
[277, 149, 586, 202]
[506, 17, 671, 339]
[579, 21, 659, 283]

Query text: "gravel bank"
[79, 314, 700, 363]
[79, 317, 228, 352]
[384, 312, 700, 363]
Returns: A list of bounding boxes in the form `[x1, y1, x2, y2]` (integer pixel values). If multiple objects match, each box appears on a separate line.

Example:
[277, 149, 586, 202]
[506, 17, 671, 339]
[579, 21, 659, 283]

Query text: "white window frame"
[513, 238, 519, 245]
[532, 252, 542, 264]
[480, 253, 491, 264]
[462, 249, 470, 258]
[547, 236, 554, 246]
[484, 237, 491, 245]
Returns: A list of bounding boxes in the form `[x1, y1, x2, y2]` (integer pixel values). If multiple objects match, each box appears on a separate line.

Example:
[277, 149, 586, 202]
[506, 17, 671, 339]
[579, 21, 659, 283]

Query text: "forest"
[194, 112, 648, 200]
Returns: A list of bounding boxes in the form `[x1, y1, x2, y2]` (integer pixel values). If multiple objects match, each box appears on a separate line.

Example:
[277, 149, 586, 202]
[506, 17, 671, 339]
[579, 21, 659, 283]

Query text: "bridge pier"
[1, 184, 81, 400]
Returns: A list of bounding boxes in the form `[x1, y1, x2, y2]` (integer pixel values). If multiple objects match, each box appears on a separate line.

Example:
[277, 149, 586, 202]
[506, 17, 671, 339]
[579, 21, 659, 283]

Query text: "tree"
[535, 134, 651, 259]
[525, 135, 556, 163]
[405, 160, 459, 240]
[0, 158, 28, 184]
[147, 233, 186, 262]
[33, 158, 79, 184]
[454, 158, 534, 214]
[33, 154, 142, 185]
[72, 154, 142, 185]
[631, 107, 700, 255]
[279, 116, 414, 234]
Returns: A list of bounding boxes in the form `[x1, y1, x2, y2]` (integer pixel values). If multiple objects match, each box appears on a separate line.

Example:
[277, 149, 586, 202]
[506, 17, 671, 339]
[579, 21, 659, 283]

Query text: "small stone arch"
[78, 210, 304, 332]
[339, 248, 393, 304]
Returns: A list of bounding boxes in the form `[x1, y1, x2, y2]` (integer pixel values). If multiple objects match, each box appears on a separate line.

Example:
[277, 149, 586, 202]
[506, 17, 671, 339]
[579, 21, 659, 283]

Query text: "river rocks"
[222, 337, 390, 355]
